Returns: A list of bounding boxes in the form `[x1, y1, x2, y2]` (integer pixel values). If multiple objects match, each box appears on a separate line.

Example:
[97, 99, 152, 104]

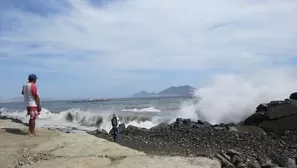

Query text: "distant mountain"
[159, 85, 196, 97]
[131, 91, 158, 98]
[131, 85, 196, 98]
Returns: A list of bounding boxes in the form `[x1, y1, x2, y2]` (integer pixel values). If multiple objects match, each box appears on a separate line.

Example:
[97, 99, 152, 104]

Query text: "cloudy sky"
[0, 0, 297, 100]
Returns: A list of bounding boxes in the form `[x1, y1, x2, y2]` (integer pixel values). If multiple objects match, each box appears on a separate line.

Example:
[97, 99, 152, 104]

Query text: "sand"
[0, 119, 220, 168]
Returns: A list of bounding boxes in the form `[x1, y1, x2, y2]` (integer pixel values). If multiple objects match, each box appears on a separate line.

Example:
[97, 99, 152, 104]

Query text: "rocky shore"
[0, 118, 220, 168]
[89, 97, 297, 168]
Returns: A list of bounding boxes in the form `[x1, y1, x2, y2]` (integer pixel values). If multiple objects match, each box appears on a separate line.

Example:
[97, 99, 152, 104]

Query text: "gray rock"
[220, 151, 231, 161]
[246, 161, 261, 168]
[216, 154, 235, 168]
[272, 155, 296, 168]
[227, 149, 242, 157]
[232, 155, 244, 165]
[236, 162, 247, 168]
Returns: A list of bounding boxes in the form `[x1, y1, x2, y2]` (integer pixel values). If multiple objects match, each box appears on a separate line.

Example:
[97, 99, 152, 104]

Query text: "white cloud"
[1, 0, 297, 103]
[1, 0, 296, 72]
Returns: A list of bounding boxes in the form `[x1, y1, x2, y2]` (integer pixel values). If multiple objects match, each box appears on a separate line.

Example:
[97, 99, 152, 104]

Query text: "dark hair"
[28, 77, 35, 82]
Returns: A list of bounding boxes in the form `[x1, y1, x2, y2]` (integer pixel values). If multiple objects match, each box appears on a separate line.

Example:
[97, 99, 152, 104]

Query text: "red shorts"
[27, 107, 40, 119]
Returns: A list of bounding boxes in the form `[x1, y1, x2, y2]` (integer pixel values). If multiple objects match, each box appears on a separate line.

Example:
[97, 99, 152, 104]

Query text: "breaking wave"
[0, 107, 163, 132]
[121, 107, 161, 113]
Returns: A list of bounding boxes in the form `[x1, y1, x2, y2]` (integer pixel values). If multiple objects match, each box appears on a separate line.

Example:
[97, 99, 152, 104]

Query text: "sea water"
[0, 97, 198, 132]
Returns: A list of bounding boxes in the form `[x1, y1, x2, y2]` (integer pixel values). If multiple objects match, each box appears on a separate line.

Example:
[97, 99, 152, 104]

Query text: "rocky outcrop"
[89, 117, 297, 168]
[244, 97, 297, 131]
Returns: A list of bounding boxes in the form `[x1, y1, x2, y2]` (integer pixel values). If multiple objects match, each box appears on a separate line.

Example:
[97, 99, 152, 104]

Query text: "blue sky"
[0, 0, 297, 100]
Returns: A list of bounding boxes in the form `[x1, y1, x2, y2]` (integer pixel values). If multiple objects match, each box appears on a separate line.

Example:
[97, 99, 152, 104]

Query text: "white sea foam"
[0, 107, 160, 132]
[121, 107, 161, 113]
[177, 69, 297, 124]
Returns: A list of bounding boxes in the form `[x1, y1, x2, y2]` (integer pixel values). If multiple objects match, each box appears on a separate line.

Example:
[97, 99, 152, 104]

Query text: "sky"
[0, 0, 297, 100]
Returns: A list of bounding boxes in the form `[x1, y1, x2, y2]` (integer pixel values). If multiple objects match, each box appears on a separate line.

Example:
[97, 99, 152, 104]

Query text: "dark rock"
[119, 124, 126, 133]
[175, 118, 194, 128]
[259, 115, 297, 131]
[243, 99, 297, 131]
[66, 112, 73, 122]
[244, 112, 267, 125]
[0, 115, 7, 119]
[256, 104, 268, 112]
[266, 101, 297, 119]
[197, 120, 204, 125]
[126, 125, 148, 132]
[289, 92, 297, 100]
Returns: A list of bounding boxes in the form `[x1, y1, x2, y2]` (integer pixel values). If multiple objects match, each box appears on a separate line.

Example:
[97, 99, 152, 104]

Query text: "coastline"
[0, 118, 220, 168]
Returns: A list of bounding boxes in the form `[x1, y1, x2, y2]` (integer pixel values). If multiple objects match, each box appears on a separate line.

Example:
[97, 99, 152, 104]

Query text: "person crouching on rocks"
[111, 114, 120, 143]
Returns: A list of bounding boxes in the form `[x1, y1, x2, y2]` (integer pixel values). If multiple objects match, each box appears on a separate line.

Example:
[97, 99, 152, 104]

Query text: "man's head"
[113, 114, 116, 117]
[28, 74, 38, 83]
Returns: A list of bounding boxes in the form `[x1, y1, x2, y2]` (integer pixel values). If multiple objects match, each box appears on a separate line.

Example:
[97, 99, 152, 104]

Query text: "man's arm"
[31, 84, 41, 111]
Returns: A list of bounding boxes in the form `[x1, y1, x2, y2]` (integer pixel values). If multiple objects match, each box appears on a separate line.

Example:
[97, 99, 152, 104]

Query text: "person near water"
[21, 74, 42, 136]
[111, 114, 120, 142]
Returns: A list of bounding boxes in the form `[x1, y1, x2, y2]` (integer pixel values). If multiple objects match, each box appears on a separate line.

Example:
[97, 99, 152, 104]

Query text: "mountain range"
[131, 85, 196, 98]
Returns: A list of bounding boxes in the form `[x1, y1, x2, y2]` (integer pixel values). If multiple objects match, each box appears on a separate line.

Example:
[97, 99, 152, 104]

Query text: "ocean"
[0, 97, 198, 132]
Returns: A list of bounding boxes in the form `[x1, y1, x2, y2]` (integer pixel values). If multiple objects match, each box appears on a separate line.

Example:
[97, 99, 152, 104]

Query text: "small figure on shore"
[111, 114, 120, 142]
[21, 74, 42, 137]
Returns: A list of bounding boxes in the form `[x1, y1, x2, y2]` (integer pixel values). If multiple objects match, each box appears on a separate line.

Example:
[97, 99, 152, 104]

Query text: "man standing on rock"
[111, 114, 120, 142]
[21, 74, 42, 137]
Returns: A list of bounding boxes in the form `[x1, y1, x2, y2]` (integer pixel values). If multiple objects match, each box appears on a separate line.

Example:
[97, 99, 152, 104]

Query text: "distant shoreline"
[0, 96, 194, 104]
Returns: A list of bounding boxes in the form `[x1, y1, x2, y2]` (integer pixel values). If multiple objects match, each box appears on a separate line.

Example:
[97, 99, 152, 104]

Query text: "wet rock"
[66, 112, 73, 122]
[119, 124, 126, 133]
[175, 118, 194, 128]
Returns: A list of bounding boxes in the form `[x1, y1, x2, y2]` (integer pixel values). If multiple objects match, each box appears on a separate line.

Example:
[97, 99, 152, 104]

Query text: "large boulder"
[289, 92, 297, 100]
[175, 118, 195, 128]
[243, 98, 297, 131]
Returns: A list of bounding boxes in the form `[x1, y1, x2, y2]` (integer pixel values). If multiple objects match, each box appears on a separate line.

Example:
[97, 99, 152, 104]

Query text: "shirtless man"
[21, 74, 42, 136]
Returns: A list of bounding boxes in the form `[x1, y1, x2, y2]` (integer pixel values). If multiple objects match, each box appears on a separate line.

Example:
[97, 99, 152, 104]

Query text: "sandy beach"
[0, 118, 220, 168]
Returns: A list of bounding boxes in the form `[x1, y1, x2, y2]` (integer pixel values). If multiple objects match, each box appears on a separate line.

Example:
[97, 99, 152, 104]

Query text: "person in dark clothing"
[111, 114, 120, 142]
